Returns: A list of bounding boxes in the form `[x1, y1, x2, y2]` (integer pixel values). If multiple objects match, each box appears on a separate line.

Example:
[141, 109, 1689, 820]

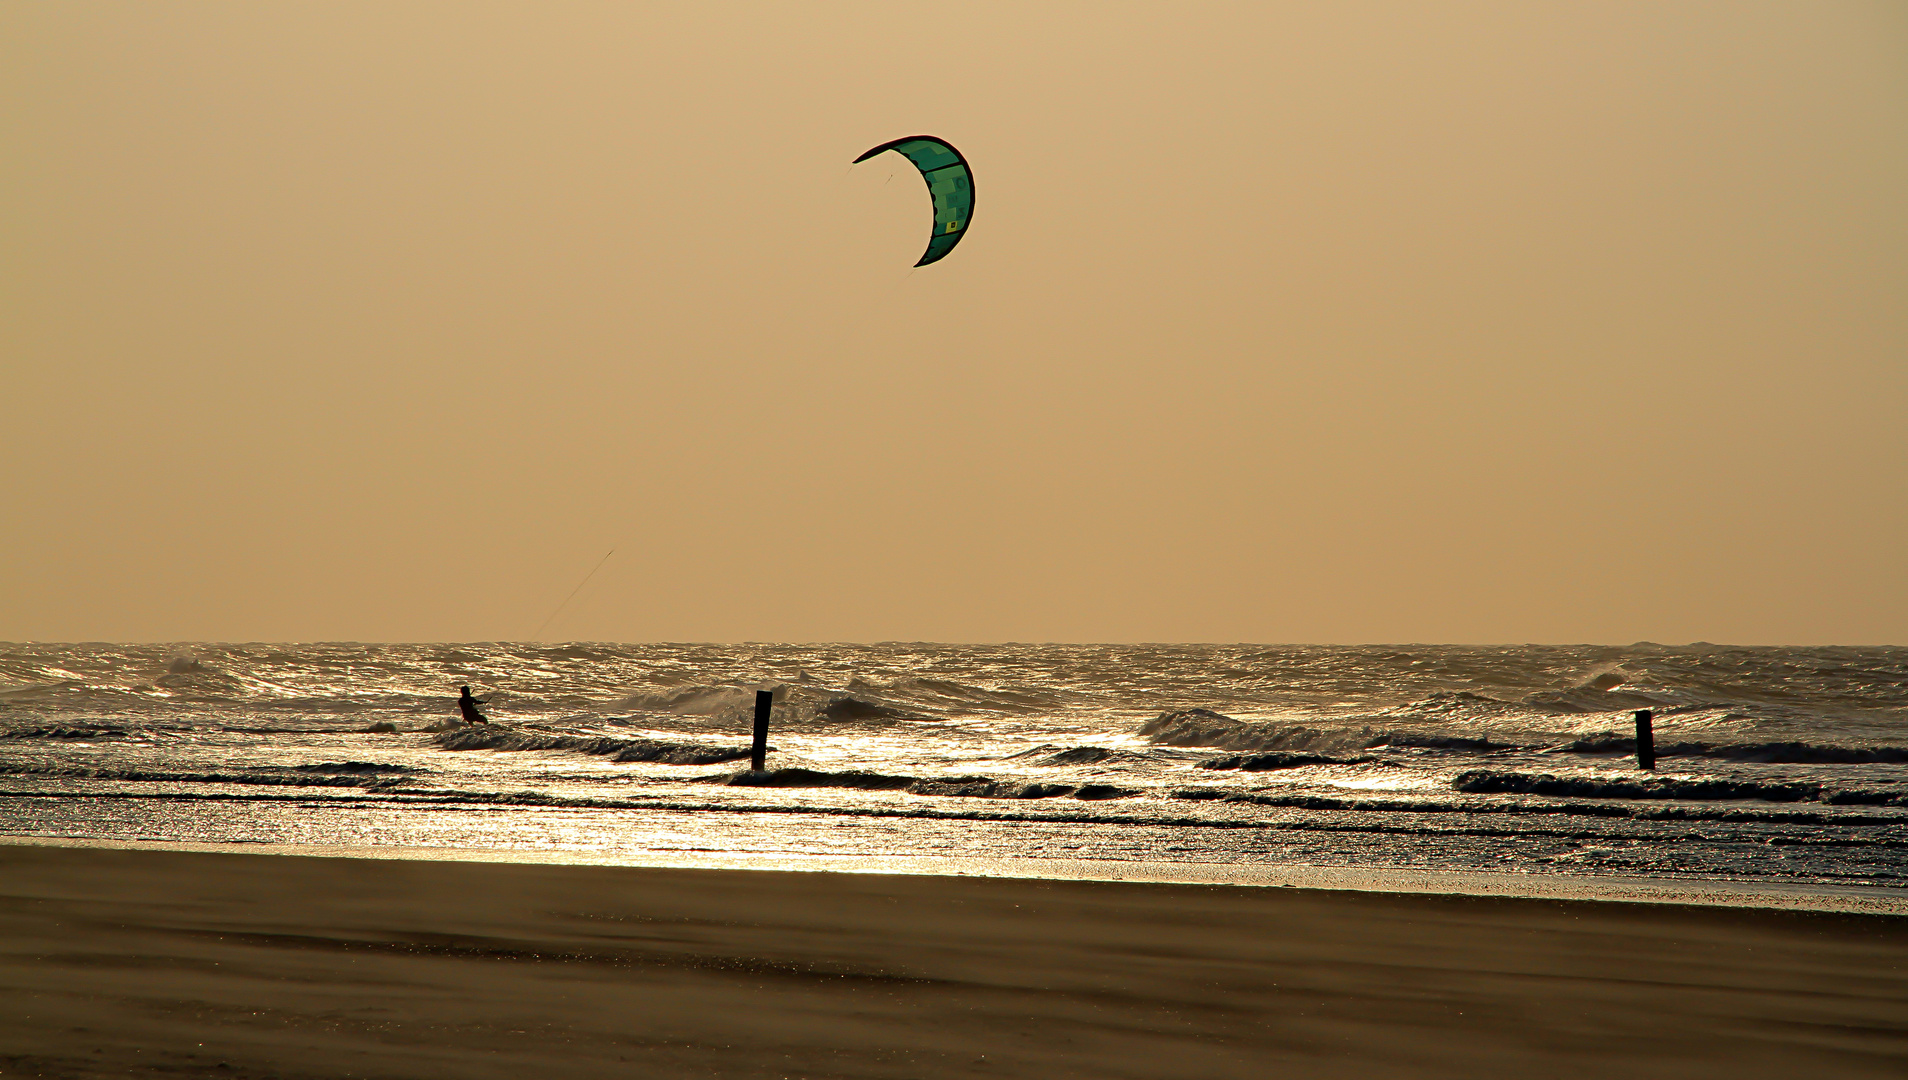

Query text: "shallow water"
[2, 642, 1905, 889]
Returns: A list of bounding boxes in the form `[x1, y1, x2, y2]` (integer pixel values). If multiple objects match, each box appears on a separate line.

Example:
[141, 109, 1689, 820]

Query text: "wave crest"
[608, 682, 919, 729]
[432, 727, 753, 765]
[1451, 769, 1908, 805]
[1196, 752, 1369, 771]
[716, 767, 1135, 800]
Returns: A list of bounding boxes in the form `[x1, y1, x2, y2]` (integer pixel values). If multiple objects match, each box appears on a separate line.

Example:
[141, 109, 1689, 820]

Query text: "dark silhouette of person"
[457, 685, 490, 725]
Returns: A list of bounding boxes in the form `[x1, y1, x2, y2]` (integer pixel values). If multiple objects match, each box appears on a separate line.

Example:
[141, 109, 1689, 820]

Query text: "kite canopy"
[853, 136, 973, 267]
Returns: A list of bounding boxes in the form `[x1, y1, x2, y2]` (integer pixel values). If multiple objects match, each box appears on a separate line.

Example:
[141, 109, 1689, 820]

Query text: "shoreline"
[5, 833, 1903, 916]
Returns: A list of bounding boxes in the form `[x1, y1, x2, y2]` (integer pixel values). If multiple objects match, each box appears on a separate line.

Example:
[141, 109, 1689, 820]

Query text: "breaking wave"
[0, 763, 418, 790]
[1547, 736, 1908, 764]
[1143, 707, 1908, 765]
[1195, 752, 1372, 771]
[432, 727, 753, 765]
[716, 767, 1135, 800]
[285, 761, 423, 775]
[608, 683, 920, 729]
[1140, 706, 1524, 754]
[1142, 709, 1365, 753]
[1006, 746, 1166, 767]
[1451, 769, 1908, 805]
[0, 725, 131, 740]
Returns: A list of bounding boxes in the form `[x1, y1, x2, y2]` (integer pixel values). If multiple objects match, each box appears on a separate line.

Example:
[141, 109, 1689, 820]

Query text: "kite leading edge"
[853, 136, 973, 267]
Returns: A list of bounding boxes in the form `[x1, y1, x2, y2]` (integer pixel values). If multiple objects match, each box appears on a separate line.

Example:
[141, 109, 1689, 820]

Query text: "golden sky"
[3, 2, 1904, 643]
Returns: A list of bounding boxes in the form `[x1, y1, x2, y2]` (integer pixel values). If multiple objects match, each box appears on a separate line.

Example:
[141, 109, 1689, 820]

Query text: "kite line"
[530, 548, 615, 641]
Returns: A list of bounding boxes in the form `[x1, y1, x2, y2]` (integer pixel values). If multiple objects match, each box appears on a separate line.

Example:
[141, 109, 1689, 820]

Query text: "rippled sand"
[3, 845, 1905, 1078]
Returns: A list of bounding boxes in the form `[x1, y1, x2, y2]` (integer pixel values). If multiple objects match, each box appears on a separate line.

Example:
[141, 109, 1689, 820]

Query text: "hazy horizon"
[5, 2, 1904, 645]
[5, 639, 1902, 649]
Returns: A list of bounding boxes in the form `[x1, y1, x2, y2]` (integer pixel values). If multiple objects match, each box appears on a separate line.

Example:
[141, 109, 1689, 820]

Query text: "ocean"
[3, 642, 1905, 891]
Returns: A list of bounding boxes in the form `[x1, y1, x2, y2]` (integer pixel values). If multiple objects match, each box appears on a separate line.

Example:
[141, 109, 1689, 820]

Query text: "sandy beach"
[0, 845, 1902, 1078]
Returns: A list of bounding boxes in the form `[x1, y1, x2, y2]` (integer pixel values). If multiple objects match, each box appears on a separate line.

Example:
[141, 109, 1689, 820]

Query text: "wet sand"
[1, 845, 1904, 1079]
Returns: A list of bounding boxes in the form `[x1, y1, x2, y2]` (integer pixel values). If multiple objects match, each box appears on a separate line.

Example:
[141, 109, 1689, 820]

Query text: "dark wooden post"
[750, 690, 773, 772]
[1634, 709, 1655, 771]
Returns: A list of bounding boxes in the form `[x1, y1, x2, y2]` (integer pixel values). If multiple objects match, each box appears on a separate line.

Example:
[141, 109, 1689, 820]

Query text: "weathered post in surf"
[750, 690, 772, 772]
[1634, 709, 1656, 771]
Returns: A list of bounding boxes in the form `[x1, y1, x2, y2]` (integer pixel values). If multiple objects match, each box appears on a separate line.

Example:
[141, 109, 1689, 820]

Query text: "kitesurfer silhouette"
[457, 685, 490, 725]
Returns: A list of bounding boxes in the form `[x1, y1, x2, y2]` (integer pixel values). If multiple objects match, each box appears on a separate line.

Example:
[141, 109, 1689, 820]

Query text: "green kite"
[854, 136, 974, 267]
